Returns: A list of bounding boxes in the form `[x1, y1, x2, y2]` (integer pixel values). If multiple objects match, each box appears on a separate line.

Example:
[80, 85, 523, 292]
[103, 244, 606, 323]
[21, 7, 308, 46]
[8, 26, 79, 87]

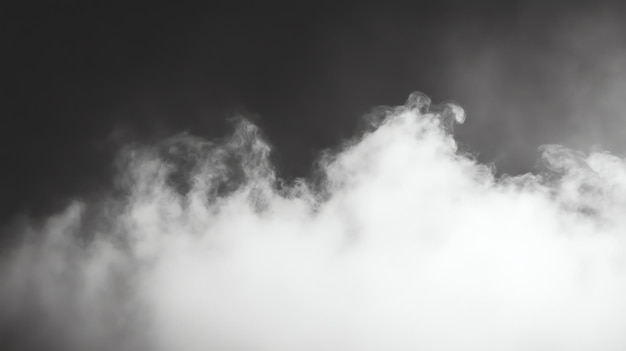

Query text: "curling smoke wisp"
[2, 92, 626, 350]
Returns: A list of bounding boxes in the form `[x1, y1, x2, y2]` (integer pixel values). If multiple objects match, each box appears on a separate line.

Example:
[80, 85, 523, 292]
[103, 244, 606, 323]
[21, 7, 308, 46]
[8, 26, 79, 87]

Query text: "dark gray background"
[5, 1, 626, 224]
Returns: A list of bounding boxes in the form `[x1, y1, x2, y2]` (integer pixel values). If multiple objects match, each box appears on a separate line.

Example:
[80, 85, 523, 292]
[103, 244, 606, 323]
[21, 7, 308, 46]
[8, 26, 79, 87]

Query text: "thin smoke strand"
[1, 92, 626, 350]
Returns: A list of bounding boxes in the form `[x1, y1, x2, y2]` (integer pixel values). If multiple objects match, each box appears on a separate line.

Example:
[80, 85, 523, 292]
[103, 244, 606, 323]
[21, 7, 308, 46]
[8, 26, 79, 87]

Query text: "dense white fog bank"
[2, 92, 626, 350]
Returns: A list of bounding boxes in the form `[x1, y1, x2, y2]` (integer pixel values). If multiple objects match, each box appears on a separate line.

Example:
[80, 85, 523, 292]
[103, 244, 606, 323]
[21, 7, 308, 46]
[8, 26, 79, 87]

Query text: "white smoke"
[2, 92, 626, 350]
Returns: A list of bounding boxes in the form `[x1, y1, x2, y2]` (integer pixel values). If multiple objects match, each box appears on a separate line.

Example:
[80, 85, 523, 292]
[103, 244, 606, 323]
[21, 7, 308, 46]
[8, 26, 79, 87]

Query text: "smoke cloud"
[2, 92, 626, 350]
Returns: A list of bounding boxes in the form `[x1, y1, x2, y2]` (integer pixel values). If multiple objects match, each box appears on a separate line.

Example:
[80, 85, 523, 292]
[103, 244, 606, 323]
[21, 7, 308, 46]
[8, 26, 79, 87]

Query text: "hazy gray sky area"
[443, 4, 626, 173]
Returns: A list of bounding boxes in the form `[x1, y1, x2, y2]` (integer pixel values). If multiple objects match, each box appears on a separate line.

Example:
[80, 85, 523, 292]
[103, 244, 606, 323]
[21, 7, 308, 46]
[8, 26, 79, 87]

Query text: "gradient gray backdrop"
[5, 1, 626, 224]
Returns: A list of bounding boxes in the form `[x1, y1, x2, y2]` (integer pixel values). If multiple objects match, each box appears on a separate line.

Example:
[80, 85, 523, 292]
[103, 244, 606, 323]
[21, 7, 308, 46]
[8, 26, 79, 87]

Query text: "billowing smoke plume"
[2, 92, 626, 350]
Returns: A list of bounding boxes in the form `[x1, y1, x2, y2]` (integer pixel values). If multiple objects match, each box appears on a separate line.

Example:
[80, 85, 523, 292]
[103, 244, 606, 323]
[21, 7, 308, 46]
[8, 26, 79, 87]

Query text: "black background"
[5, 1, 626, 224]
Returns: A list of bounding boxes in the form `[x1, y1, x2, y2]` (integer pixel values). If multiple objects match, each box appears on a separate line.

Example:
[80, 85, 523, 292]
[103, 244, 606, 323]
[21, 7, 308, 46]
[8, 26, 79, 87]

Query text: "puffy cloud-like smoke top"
[2, 92, 626, 350]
